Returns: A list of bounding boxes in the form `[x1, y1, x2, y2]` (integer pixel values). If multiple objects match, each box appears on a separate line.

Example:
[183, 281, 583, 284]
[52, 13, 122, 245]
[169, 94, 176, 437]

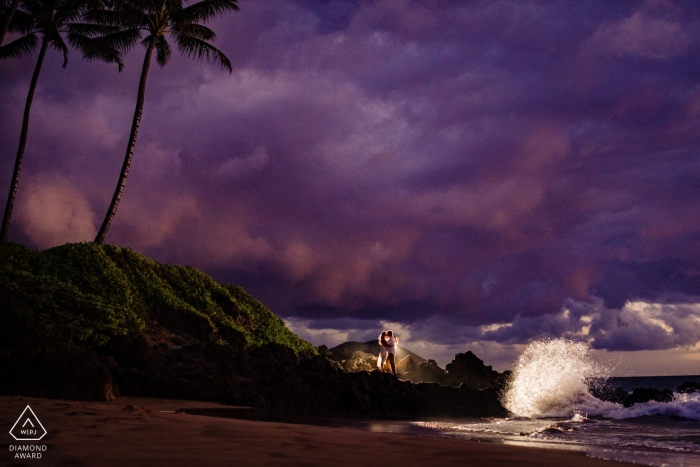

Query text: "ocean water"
[413, 399, 700, 467]
[413, 339, 700, 467]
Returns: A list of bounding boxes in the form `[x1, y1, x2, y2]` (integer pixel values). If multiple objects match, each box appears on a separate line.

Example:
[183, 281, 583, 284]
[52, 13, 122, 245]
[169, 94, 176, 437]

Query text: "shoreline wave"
[501, 338, 700, 421]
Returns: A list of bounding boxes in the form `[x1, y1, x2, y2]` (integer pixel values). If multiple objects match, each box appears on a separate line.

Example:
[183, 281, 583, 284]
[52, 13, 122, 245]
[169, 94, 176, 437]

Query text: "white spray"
[503, 338, 608, 418]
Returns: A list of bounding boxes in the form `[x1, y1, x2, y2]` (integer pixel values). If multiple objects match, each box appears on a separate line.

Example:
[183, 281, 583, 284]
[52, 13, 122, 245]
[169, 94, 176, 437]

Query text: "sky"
[1, 0, 700, 375]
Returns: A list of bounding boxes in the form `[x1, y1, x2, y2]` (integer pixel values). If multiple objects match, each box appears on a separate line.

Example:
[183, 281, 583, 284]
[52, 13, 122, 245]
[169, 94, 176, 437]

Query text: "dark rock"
[399, 359, 447, 385]
[588, 383, 629, 405]
[624, 387, 674, 407]
[98, 355, 120, 372]
[444, 351, 501, 389]
[328, 348, 353, 361]
[0, 316, 508, 417]
[492, 370, 512, 393]
[0, 352, 119, 401]
[321, 349, 378, 373]
[249, 342, 298, 367]
[216, 327, 247, 351]
[588, 380, 678, 407]
[396, 355, 419, 374]
[397, 353, 503, 390]
[677, 381, 700, 394]
[413, 383, 508, 418]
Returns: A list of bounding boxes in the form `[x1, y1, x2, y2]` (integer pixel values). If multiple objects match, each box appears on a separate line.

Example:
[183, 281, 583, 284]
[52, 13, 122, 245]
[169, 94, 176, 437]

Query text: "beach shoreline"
[1, 396, 637, 466]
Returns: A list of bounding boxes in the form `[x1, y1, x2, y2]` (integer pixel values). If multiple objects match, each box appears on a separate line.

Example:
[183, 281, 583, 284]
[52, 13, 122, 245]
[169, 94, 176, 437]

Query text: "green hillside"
[0, 242, 316, 357]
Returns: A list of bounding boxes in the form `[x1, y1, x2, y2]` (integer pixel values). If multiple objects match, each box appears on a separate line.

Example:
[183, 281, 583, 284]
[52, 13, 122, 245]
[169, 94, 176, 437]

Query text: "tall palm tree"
[92, 0, 238, 245]
[0, 0, 22, 46]
[0, 0, 124, 242]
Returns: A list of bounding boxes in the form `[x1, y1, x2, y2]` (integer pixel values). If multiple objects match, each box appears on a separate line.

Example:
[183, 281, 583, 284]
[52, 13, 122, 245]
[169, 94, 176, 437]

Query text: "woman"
[377, 331, 389, 372]
[384, 330, 399, 375]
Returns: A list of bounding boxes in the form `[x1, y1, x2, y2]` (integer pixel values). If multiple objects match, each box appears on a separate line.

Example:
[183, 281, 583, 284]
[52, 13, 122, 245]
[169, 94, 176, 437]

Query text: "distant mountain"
[328, 340, 427, 364]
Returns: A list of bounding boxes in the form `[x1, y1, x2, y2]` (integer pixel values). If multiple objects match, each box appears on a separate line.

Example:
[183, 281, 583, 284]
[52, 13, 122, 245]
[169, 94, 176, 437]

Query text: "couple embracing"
[377, 330, 398, 375]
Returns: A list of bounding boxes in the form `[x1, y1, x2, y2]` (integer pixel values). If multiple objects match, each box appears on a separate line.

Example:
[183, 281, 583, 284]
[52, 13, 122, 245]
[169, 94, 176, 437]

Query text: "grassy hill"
[0, 242, 316, 357]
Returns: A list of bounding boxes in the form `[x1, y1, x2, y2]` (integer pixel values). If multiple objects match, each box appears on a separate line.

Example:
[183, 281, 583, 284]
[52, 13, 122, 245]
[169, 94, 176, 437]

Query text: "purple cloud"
[2, 0, 700, 365]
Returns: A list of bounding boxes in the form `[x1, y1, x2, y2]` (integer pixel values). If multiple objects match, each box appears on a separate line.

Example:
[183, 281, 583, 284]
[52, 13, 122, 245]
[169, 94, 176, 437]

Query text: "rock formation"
[588, 380, 692, 407]
[676, 381, 700, 394]
[398, 352, 504, 390]
[0, 320, 508, 418]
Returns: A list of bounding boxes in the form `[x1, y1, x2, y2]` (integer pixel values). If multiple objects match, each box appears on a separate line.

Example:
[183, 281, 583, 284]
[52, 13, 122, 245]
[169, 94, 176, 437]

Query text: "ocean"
[410, 340, 700, 467]
[413, 379, 700, 467]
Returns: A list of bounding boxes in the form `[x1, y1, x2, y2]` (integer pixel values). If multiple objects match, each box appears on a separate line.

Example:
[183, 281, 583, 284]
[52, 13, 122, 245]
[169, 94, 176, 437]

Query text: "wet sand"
[1, 396, 636, 466]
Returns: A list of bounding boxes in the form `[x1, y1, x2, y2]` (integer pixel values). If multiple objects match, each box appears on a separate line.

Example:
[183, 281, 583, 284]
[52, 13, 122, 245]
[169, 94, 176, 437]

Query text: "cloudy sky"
[2, 0, 700, 374]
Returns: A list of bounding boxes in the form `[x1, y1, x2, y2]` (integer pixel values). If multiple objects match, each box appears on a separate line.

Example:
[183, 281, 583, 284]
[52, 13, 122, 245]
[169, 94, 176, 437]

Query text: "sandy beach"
[0, 396, 638, 467]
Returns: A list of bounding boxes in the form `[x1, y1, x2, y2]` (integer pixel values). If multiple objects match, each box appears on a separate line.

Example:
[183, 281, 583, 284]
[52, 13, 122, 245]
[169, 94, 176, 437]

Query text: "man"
[384, 330, 398, 375]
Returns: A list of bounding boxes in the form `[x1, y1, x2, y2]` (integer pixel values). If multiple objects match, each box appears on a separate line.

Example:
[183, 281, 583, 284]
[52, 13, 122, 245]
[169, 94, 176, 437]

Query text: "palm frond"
[155, 33, 169, 66]
[46, 24, 69, 67]
[172, 23, 214, 41]
[113, 0, 153, 19]
[175, 32, 231, 71]
[71, 34, 125, 71]
[69, 24, 141, 53]
[83, 8, 145, 29]
[99, 27, 142, 52]
[164, 0, 184, 16]
[82, 0, 109, 13]
[140, 32, 157, 47]
[68, 22, 121, 37]
[0, 32, 38, 59]
[4, 9, 34, 34]
[172, 0, 238, 24]
[55, 0, 86, 25]
[82, 8, 117, 26]
[20, 0, 42, 18]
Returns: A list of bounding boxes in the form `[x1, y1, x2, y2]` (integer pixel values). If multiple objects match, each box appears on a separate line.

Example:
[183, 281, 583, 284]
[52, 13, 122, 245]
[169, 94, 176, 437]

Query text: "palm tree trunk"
[0, 0, 20, 47]
[0, 35, 49, 242]
[94, 36, 157, 245]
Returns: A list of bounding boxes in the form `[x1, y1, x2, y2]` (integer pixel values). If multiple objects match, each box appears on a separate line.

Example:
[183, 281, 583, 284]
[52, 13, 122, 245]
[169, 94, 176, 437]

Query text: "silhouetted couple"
[377, 330, 398, 375]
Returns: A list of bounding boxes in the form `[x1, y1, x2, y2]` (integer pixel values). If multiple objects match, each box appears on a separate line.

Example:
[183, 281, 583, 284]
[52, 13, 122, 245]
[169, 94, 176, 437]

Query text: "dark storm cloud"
[2, 0, 700, 354]
[476, 296, 700, 352]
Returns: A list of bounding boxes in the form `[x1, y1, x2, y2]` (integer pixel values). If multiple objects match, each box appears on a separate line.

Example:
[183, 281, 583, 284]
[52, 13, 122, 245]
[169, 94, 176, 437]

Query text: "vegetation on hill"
[0, 242, 316, 357]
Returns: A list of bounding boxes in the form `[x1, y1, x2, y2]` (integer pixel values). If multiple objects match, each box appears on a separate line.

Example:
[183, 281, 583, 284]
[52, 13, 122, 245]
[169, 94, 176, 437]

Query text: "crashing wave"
[502, 338, 700, 421]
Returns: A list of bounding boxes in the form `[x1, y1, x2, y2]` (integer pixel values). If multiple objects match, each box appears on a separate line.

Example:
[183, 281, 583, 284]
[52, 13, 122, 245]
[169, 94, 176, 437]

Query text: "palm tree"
[92, 0, 238, 245]
[0, 0, 124, 242]
[0, 0, 22, 46]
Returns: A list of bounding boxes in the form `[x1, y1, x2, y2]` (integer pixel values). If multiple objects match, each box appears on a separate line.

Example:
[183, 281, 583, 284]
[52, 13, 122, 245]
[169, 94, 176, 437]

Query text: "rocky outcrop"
[445, 351, 502, 389]
[677, 381, 700, 394]
[396, 355, 420, 373]
[399, 352, 503, 390]
[326, 350, 378, 373]
[0, 351, 119, 401]
[589, 382, 677, 407]
[400, 359, 446, 383]
[588, 383, 629, 405]
[0, 322, 508, 418]
[324, 345, 505, 392]
[623, 388, 674, 407]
